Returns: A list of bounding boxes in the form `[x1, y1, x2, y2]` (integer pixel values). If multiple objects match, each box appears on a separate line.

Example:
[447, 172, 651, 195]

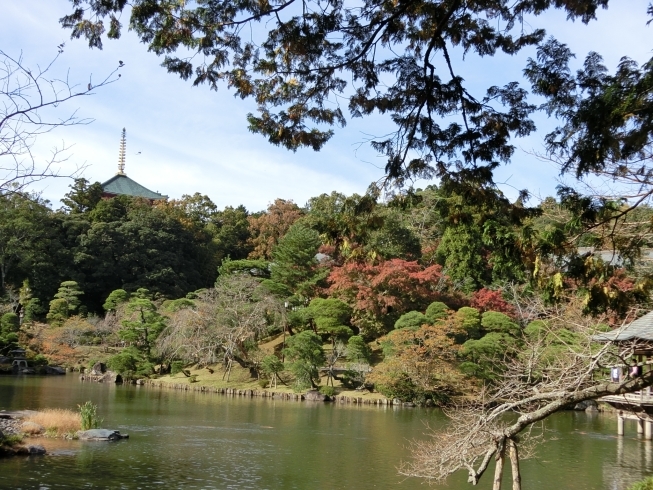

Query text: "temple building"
[101, 128, 167, 201]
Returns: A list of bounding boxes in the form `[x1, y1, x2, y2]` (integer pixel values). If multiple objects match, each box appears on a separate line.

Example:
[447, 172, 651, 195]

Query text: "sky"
[1, 0, 651, 212]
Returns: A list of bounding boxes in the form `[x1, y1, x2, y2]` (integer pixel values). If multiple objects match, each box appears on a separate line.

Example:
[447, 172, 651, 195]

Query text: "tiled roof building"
[101, 128, 167, 201]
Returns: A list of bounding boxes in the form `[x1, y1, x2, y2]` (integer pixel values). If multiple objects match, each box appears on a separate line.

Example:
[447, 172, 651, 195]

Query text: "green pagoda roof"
[101, 174, 167, 200]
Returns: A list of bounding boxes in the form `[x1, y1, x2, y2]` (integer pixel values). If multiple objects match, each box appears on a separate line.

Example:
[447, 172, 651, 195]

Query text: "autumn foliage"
[368, 320, 467, 403]
[328, 259, 451, 337]
[247, 199, 304, 259]
[470, 288, 516, 318]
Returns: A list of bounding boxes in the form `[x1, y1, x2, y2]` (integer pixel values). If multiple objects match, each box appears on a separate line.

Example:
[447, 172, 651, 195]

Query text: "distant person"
[611, 366, 622, 383]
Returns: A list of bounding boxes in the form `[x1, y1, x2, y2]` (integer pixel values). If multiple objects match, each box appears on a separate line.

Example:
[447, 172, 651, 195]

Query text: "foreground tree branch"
[59, 0, 620, 187]
[400, 301, 653, 488]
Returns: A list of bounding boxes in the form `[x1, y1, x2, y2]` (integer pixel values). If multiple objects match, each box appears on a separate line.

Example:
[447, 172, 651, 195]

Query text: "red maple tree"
[328, 259, 451, 337]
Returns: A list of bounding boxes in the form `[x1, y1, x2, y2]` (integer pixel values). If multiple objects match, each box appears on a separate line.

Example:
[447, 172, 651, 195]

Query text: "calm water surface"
[0, 375, 651, 489]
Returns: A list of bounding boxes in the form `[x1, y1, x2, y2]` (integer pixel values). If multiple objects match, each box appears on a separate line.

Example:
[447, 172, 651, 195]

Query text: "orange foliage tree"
[247, 199, 304, 259]
[368, 320, 466, 403]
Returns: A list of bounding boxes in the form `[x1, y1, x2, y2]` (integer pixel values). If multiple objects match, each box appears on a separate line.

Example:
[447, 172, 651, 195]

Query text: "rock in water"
[27, 445, 46, 455]
[304, 390, 329, 401]
[76, 429, 129, 441]
[44, 366, 66, 375]
[13, 444, 47, 456]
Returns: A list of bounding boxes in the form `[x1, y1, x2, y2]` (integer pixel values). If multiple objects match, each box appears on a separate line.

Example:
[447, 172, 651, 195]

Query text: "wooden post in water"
[508, 440, 521, 490]
[645, 419, 652, 440]
[617, 412, 624, 436]
[493, 445, 505, 490]
[638, 418, 645, 434]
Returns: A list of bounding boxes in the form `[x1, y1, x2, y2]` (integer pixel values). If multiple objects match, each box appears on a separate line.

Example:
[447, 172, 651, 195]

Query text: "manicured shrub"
[103, 289, 130, 311]
[171, 361, 184, 375]
[425, 302, 449, 323]
[346, 335, 372, 363]
[481, 311, 520, 336]
[394, 311, 427, 330]
[455, 307, 482, 340]
[31, 354, 48, 366]
[340, 369, 364, 389]
[23, 298, 44, 323]
[374, 372, 424, 402]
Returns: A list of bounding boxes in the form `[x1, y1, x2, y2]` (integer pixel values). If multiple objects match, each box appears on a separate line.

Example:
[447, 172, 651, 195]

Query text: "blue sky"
[2, 0, 651, 211]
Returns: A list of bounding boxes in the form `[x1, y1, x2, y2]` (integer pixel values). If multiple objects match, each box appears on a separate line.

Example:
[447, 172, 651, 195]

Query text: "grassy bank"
[152, 362, 387, 402]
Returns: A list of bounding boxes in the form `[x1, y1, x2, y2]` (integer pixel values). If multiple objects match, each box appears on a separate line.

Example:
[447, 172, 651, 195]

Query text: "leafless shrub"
[157, 274, 285, 378]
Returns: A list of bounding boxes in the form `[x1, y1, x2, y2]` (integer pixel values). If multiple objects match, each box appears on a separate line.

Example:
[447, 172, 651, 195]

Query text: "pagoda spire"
[117, 128, 126, 175]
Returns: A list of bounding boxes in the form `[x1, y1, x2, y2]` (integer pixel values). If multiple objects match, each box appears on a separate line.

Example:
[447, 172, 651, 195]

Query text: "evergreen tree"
[283, 331, 325, 389]
[118, 290, 166, 360]
[61, 178, 103, 214]
[47, 281, 84, 325]
[267, 223, 326, 300]
[103, 289, 130, 312]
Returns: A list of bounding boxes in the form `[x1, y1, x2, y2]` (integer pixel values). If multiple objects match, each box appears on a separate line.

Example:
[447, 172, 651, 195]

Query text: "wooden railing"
[601, 391, 653, 406]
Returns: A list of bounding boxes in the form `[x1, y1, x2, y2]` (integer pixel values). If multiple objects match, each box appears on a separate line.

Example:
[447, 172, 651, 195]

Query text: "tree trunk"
[226, 359, 233, 382]
[508, 440, 521, 490]
[493, 445, 505, 490]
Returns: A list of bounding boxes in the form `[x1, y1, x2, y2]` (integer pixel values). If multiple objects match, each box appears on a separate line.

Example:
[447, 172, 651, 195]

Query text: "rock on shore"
[0, 411, 46, 457]
[79, 362, 122, 383]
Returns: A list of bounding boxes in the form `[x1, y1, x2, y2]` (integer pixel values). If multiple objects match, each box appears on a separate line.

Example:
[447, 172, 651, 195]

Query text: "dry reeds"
[25, 409, 81, 437]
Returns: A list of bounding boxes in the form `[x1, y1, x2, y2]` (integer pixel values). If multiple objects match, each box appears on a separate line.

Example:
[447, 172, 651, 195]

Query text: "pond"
[0, 375, 651, 489]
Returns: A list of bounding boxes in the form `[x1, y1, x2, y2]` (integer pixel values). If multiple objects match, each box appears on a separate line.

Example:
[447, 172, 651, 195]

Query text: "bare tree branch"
[0, 48, 121, 193]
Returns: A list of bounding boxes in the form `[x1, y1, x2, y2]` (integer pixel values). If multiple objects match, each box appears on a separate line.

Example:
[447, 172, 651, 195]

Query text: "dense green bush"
[319, 385, 336, 396]
[107, 347, 153, 380]
[103, 289, 130, 311]
[481, 311, 520, 336]
[374, 372, 424, 402]
[455, 307, 482, 340]
[284, 331, 325, 390]
[31, 354, 49, 366]
[394, 311, 427, 330]
[0, 313, 19, 335]
[425, 302, 449, 323]
[23, 298, 44, 323]
[346, 335, 372, 363]
[340, 369, 364, 389]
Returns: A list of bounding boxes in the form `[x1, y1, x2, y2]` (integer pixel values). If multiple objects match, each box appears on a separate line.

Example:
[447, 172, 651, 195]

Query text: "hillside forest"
[1, 177, 652, 403]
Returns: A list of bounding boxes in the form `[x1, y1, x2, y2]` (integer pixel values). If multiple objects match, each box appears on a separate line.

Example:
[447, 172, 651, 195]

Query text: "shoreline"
[140, 379, 414, 407]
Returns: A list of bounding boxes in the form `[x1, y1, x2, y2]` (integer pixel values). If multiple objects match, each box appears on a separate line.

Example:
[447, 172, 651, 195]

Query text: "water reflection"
[1, 375, 652, 489]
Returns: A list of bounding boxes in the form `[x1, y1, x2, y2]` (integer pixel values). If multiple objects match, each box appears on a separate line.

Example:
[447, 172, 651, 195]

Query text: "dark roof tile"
[101, 174, 167, 200]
